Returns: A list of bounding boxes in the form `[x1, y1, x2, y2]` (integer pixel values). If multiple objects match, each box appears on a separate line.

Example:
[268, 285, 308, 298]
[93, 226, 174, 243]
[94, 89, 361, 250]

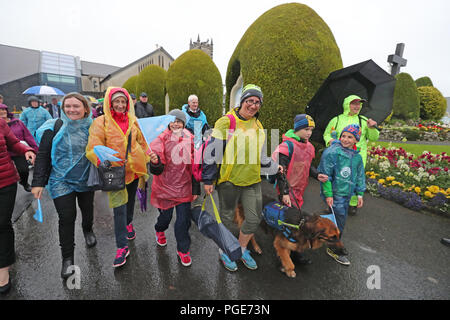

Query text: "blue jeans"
[155, 202, 192, 253]
[113, 179, 138, 249]
[330, 195, 352, 236]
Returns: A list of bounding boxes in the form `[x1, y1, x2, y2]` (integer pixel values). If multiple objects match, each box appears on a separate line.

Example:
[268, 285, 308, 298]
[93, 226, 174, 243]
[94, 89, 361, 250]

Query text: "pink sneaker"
[177, 251, 192, 267]
[155, 231, 167, 247]
[126, 223, 136, 240]
[113, 247, 130, 268]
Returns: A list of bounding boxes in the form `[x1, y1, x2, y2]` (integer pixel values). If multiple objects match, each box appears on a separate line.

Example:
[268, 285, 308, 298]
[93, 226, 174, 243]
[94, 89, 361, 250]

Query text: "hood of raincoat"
[342, 95, 363, 117]
[36, 106, 93, 199]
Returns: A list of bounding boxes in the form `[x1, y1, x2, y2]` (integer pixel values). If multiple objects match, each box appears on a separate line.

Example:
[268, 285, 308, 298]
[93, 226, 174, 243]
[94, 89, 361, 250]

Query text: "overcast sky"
[1, 0, 449, 96]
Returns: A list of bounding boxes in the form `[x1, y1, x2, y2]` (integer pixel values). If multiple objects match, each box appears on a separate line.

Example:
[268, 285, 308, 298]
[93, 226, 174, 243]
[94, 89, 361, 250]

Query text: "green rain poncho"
[323, 95, 380, 167]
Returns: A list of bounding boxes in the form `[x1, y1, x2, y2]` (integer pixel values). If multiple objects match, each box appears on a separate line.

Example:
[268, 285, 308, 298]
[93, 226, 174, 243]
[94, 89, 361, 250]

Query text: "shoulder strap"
[53, 118, 63, 136]
[125, 131, 132, 160]
[284, 140, 294, 161]
[226, 113, 236, 139]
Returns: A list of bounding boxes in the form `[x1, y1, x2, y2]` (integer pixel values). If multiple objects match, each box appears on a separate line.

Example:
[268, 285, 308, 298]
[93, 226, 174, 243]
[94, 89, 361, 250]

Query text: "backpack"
[268, 140, 294, 184]
[192, 113, 236, 182]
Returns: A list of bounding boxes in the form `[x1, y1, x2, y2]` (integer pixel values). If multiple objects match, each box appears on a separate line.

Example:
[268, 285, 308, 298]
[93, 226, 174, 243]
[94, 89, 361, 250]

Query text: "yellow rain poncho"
[86, 87, 149, 208]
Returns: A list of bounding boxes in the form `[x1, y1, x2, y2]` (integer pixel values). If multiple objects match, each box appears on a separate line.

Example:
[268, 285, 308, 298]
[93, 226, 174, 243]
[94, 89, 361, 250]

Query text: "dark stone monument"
[387, 43, 407, 76]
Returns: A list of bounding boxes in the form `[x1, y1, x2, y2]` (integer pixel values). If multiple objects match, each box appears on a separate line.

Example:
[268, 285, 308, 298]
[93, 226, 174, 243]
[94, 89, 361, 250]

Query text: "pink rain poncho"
[150, 128, 195, 210]
[272, 133, 315, 209]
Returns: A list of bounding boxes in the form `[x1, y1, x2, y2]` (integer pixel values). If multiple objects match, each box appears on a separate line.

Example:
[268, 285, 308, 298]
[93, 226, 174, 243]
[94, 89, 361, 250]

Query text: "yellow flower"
[378, 179, 385, 185]
[414, 187, 421, 194]
[386, 176, 395, 181]
[424, 191, 434, 198]
[370, 175, 376, 179]
[427, 186, 440, 194]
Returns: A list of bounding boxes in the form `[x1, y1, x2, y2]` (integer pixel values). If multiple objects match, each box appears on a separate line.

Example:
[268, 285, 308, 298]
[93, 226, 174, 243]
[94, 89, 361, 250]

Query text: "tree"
[392, 73, 420, 120]
[166, 49, 223, 124]
[122, 75, 138, 97]
[418, 86, 447, 121]
[136, 65, 167, 116]
[415, 76, 434, 88]
[225, 3, 342, 147]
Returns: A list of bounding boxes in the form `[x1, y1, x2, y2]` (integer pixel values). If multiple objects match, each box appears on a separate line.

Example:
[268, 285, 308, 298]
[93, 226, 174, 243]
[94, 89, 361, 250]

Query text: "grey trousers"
[217, 181, 262, 235]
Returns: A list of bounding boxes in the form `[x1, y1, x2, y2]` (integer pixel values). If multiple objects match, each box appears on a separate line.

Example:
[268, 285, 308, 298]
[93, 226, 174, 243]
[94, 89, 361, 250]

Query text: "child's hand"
[318, 174, 328, 183]
[357, 197, 364, 208]
[282, 195, 291, 207]
[326, 197, 333, 208]
[149, 151, 159, 164]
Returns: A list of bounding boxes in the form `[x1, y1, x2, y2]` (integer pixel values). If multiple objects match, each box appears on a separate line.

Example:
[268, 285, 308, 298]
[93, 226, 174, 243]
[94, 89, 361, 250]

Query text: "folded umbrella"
[136, 182, 148, 213]
[33, 199, 43, 223]
[192, 195, 242, 261]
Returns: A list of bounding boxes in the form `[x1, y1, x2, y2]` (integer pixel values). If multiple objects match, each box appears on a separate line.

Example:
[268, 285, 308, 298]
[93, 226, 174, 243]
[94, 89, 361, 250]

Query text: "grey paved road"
[1, 177, 449, 301]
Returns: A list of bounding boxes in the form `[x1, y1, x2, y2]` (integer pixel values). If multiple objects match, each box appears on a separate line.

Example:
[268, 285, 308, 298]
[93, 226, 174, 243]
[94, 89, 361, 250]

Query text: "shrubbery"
[415, 76, 434, 88]
[166, 49, 223, 125]
[122, 75, 139, 97]
[136, 65, 167, 116]
[418, 86, 447, 121]
[392, 73, 420, 120]
[225, 3, 342, 143]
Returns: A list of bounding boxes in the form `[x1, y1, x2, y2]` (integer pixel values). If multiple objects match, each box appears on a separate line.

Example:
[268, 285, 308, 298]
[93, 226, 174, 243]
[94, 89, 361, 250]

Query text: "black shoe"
[348, 206, 357, 216]
[83, 230, 97, 248]
[290, 251, 312, 265]
[440, 238, 450, 247]
[61, 257, 75, 279]
[0, 278, 11, 295]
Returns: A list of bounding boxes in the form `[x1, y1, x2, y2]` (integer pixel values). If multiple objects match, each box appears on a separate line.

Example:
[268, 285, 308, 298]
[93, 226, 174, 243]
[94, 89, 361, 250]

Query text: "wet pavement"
[1, 176, 449, 300]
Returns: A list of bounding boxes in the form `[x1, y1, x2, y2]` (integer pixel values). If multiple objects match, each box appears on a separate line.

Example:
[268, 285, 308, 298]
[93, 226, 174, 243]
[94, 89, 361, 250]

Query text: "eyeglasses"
[244, 99, 261, 107]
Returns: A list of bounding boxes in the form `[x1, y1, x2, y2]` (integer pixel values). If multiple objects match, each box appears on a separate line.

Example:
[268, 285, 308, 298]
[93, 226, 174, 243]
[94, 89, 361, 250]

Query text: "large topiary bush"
[166, 49, 223, 124]
[392, 73, 420, 120]
[225, 3, 342, 144]
[136, 65, 167, 116]
[415, 76, 434, 88]
[122, 75, 138, 97]
[418, 86, 447, 121]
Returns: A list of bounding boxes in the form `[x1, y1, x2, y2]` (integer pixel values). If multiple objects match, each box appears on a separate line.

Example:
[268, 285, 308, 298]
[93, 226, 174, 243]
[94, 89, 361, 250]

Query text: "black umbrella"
[306, 59, 396, 144]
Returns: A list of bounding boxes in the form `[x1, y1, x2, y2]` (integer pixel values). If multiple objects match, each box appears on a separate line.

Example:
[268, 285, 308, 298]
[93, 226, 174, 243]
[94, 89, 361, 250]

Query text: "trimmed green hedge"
[166, 49, 223, 124]
[415, 76, 434, 88]
[122, 75, 138, 96]
[392, 73, 420, 120]
[418, 86, 447, 121]
[225, 3, 342, 142]
[136, 65, 167, 116]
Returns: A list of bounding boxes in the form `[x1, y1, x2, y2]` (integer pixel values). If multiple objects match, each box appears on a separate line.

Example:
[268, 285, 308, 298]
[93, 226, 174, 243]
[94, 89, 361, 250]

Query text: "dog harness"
[262, 201, 305, 243]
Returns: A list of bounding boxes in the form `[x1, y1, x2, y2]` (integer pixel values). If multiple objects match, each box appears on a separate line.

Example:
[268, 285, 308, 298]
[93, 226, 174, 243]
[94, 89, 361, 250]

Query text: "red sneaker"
[155, 231, 167, 247]
[177, 251, 192, 267]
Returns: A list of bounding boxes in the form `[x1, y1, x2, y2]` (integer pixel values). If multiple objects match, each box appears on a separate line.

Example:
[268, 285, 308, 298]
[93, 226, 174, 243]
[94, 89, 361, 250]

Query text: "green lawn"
[371, 141, 450, 156]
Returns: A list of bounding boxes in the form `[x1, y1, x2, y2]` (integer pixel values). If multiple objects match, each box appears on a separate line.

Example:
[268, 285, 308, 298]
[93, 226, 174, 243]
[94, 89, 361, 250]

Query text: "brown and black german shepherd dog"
[234, 195, 343, 278]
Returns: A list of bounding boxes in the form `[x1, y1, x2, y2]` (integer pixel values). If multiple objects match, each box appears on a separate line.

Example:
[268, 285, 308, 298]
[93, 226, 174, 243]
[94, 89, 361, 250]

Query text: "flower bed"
[365, 145, 450, 215]
[379, 120, 450, 142]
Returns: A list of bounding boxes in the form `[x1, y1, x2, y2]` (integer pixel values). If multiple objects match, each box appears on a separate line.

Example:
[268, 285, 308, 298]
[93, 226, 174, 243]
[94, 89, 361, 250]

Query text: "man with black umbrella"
[323, 95, 379, 215]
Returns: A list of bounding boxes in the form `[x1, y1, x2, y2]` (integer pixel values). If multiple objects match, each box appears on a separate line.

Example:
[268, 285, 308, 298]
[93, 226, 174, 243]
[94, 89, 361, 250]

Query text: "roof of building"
[81, 60, 120, 77]
[101, 46, 175, 83]
[0, 43, 120, 85]
[0, 44, 40, 85]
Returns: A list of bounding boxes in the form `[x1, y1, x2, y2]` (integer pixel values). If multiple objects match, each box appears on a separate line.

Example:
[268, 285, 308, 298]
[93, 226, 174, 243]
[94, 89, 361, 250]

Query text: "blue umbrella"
[93, 145, 122, 163]
[23, 85, 65, 95]
[137, 115, 176, 148]
[33, 199, 43, 223]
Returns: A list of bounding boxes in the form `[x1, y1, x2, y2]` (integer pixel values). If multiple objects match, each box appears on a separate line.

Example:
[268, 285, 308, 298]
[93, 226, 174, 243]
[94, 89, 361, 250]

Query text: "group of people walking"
[0, 84, 379, 295]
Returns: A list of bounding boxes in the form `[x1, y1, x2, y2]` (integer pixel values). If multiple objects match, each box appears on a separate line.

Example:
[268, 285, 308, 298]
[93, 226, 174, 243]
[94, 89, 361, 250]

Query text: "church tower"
[190, 34, 213, 60]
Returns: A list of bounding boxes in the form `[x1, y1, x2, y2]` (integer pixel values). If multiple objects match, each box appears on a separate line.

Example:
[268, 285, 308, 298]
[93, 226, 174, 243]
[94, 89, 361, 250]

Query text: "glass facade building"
[39, 51, 81, 93]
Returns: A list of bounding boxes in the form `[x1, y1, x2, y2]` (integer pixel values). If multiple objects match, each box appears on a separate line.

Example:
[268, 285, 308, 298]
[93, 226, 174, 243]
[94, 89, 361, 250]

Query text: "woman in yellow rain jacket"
[86, 87, 149, 268]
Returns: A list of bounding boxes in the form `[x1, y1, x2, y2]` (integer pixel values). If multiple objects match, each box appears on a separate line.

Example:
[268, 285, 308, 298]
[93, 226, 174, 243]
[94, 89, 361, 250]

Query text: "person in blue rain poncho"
[31, 93, 97, 280]
[20, 95, 52, 142]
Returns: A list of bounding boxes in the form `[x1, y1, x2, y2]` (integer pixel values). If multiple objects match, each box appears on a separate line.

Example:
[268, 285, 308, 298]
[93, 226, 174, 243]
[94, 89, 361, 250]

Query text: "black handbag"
[97, 134, 131, 192]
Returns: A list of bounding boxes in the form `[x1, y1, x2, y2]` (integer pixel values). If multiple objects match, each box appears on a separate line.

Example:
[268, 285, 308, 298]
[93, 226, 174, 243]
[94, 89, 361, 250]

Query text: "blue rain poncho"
[20, 106, 52, 142]
[35, 110, 93, 199]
